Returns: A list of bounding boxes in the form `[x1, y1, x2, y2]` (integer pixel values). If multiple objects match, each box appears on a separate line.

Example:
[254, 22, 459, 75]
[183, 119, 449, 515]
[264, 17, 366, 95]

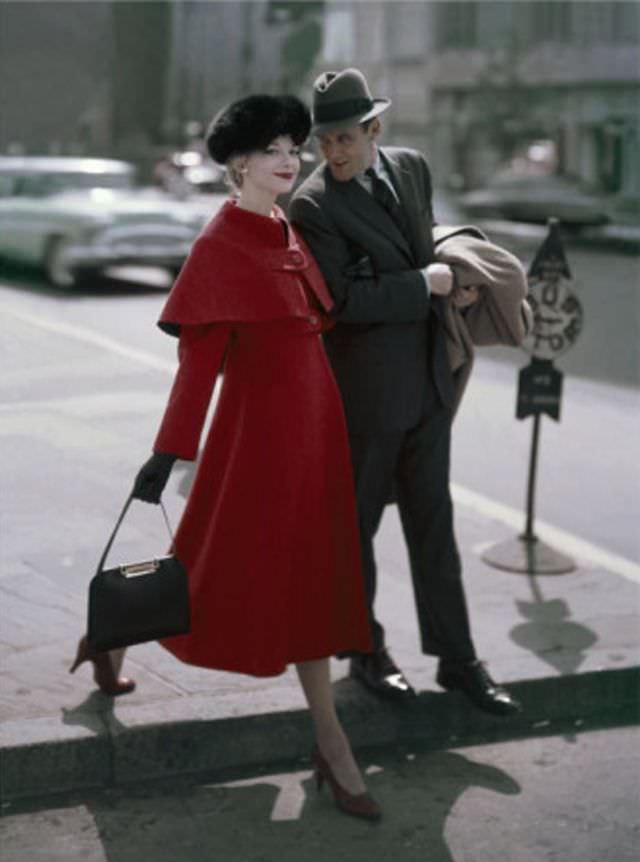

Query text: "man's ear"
[369, 118, 382, 140]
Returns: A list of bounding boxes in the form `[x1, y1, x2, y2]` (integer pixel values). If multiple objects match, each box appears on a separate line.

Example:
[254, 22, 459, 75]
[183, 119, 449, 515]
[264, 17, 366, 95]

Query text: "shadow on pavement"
[3, 747, 521, 862]
[62, 690, 127, 735]
[509, 573, 598, 676]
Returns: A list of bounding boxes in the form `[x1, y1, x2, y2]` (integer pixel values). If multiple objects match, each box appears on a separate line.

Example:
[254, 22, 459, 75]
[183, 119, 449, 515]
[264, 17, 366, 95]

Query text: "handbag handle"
[95, 494, 174, 576]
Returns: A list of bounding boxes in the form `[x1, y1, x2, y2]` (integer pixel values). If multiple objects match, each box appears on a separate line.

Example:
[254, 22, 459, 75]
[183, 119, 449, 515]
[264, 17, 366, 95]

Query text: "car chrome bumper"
[64, 240, 193, 271]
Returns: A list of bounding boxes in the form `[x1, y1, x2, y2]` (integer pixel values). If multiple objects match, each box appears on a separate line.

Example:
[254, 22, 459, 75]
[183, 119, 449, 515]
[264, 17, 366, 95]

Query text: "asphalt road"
[1, 726, 638, 862]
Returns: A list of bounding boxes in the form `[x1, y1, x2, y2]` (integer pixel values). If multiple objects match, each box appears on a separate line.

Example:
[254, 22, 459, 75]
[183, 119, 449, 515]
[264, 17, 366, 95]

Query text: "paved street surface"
[1, 212, 639, 857]
[1, 247, 638, 561]
[2, 727, 639, 862]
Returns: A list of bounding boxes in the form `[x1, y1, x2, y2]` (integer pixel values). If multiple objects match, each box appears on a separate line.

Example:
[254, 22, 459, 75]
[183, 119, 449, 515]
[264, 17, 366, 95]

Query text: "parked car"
[0, 156, 221, 287]
[459, 172, 610, 227]
[157, 145, 318, 198]
[155, 149, 227, 195]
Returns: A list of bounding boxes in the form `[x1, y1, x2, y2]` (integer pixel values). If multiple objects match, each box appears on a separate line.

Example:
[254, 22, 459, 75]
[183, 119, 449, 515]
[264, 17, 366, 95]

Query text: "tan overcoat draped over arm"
[433, 225, 534, 413]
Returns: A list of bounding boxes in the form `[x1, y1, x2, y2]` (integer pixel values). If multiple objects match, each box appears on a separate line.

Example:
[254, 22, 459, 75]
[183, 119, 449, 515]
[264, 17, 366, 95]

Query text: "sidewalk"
[1, 285, 638, 806]
[2, 492, 638, 803]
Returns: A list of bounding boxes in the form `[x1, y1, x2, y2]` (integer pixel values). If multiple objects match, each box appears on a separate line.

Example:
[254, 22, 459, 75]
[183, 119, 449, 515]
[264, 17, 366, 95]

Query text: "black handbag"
[87, 494, 190, 651]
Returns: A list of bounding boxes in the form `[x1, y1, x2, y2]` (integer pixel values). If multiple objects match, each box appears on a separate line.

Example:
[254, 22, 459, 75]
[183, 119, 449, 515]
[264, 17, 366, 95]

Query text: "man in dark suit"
[290, 68, 520, 715]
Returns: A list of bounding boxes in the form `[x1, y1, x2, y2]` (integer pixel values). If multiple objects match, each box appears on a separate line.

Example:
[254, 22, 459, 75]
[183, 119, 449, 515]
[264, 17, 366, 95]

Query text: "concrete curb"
[2, 665, 638, 803]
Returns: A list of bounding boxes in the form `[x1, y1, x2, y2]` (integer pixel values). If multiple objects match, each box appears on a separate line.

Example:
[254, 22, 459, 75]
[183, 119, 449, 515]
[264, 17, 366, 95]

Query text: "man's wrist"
[424, 262, 454, 297]
[421, 268, 431, 298]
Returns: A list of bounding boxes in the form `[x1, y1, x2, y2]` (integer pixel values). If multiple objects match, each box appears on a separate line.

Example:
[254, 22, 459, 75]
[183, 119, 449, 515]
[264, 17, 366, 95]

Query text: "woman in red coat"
[71, 95, 379, 820]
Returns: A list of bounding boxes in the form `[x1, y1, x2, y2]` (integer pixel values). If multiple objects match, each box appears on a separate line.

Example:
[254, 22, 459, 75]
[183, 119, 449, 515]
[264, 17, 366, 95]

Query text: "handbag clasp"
[120, 559, 159, 578]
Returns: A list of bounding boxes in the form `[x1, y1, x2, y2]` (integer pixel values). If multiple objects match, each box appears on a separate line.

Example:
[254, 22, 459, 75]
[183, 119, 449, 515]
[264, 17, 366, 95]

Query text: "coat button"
[309, 315, 319, 325]
[287, 250, 305, 267]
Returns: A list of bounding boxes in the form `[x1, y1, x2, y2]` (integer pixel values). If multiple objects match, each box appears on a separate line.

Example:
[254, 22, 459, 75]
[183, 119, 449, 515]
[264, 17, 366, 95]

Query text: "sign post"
[482, 219, 583, 574]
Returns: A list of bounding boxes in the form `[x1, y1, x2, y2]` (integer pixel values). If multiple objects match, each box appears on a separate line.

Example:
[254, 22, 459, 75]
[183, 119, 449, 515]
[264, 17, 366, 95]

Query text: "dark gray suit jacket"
[290, 146, 452, 433]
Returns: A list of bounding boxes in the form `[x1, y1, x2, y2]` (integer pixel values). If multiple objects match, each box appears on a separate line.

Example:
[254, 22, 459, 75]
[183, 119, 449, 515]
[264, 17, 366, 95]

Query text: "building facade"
[163, 1, 293, 145]
[0, 1, 316, 168]
[318, 1, 640, 201]
[0, 1, 114, 155]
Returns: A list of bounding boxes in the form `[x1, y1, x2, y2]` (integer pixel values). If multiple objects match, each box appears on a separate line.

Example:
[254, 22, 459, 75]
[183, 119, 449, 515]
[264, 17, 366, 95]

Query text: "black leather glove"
[131, 452, 177, 504]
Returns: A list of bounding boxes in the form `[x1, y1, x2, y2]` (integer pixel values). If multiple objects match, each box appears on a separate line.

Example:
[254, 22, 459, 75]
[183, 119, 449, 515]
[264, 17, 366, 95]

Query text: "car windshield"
[11, 171, 134, 197]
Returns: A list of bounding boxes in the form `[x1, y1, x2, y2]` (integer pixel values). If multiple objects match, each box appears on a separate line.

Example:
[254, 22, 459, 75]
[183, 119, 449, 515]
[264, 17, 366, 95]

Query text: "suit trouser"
[349, 396, 477, 663]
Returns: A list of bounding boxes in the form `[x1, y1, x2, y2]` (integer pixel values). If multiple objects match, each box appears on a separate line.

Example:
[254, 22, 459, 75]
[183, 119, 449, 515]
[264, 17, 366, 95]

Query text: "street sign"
[523, 275, 583, 360]
[482, 219, 581, 576]
[522, 221, 583, 361]
[517, 358, 563, 421]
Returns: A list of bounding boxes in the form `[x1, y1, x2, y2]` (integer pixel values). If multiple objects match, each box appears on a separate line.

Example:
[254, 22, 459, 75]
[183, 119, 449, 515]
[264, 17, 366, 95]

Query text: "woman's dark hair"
[206, 94, 311, 165]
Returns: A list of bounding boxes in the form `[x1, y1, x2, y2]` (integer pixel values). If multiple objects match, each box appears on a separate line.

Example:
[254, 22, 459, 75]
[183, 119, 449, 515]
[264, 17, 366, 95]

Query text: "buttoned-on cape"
[159, 199, 333, 335]
[154, 199, 371, 676]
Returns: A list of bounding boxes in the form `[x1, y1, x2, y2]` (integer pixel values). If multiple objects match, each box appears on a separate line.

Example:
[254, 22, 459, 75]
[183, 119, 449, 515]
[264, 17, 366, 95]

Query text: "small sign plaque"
[517, 359, 563, 421]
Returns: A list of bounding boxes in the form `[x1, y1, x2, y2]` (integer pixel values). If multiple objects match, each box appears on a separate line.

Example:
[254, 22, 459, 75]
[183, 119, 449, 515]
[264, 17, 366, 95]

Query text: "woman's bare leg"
[296, 658, 366, 795]
[110, 648, 126, 676]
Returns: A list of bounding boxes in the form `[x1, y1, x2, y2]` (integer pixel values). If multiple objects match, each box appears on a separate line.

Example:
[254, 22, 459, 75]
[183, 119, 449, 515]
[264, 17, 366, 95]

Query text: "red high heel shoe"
[69, 636, 136, 696]
[312, 747, 382, 821]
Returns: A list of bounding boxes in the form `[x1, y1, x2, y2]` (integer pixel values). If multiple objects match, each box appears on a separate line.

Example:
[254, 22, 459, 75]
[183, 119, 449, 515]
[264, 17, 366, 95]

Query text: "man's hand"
[424, 263, 454, 296]
[452, 285, 481, 308]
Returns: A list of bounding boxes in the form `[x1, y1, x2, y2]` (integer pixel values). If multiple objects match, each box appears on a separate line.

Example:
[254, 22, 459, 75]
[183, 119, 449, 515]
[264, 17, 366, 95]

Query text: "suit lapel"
[380, 149, 423, 263]
[326, 166, 414, 263]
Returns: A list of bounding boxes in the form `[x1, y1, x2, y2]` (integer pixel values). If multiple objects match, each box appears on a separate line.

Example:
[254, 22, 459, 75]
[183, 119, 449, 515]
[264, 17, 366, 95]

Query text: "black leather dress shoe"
[436, 660, 521, 716]
[350, 649, 415, 699]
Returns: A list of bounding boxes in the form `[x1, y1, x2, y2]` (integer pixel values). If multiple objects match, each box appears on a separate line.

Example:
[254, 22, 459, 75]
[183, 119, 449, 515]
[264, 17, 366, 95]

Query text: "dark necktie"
[365, 167, 409, 236]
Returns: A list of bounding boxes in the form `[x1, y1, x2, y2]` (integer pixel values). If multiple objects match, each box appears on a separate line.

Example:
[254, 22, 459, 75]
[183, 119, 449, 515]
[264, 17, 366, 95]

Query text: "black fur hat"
[206, 94, 311, 165]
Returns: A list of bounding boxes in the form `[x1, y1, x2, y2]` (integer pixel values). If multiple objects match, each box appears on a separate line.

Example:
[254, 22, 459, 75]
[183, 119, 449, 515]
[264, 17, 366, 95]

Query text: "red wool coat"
[154, 199, 372, 676]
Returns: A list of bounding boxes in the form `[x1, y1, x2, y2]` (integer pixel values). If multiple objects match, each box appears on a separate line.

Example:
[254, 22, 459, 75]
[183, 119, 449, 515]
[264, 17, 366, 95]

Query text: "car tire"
[44, 236, 76, 288]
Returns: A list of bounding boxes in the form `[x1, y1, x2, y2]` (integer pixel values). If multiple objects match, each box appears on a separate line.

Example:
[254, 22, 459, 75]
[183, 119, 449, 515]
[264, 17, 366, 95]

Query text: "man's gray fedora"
[311, 67, 391, 134]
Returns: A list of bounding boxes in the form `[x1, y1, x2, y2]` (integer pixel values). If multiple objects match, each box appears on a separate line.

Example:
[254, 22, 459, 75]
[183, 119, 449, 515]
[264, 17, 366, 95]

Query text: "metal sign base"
[482, 535, 576, 575]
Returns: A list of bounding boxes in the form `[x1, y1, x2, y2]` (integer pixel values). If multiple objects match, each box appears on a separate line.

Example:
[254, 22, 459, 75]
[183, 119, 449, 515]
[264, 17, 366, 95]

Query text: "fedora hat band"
[314, 97, 374, 125]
